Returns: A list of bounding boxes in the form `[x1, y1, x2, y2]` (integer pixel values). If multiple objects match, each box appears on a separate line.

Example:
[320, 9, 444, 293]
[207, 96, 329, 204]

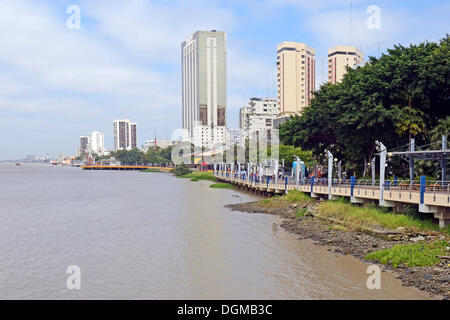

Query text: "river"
[0, 164, 433, 299]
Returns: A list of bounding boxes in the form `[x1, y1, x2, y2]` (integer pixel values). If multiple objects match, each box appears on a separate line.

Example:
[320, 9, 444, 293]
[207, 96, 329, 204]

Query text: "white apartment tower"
[277, 42, 316, 117]
[90, 131, 105, 155]
[113, 119, 137, 151]
[181, 30, 227, 149]
[328, 46, 364, 84]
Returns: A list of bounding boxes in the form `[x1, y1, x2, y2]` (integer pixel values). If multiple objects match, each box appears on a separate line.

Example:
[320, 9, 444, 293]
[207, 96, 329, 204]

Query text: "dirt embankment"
[225, 199, 450, 299]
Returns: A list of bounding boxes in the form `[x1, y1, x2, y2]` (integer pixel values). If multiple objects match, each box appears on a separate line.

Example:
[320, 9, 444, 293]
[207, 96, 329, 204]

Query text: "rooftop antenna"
[349, 0, 353, 45]
[164, 111, 167, 140]
[154, 129, 157, 152]
[321, 56, 324, 85]
[273, 79, 276, 98]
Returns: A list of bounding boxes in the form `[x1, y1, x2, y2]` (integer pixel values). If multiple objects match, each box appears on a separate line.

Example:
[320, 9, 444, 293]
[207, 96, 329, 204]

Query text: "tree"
[268, 144, 313, 167]
[394, 106, 426, 143]
[173, 164, 192, 176]
[429, 116, 450, 144]
[111, 148, 145, 165]
[279, 35, 450, 177]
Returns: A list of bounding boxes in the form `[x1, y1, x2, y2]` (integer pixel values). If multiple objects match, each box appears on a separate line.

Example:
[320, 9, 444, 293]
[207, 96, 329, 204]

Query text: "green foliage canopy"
[280, 35, 450, 176]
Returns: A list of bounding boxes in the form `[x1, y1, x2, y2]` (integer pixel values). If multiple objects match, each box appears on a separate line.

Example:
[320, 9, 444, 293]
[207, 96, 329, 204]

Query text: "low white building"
[226, 129, 241, 146]
[239, 97, 278, 143]
[144, 138, 174, 151]
[192, 123, 226, 149]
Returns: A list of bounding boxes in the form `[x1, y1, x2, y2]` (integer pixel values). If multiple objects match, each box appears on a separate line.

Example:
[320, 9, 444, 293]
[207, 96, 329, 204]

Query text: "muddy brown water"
[0, 164, 434, 299]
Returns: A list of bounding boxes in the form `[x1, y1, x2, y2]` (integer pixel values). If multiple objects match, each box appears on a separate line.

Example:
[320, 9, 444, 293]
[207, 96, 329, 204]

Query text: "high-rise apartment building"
[90, 131, 105, 155]
[277, 42, 316, 118]
[239, 106, 251, 132]
[113, 119, 137, 151]
[181, 30, 227, 149]
[80, 136, 90, 154]
[328, 46, 364, 84]
[130, 123, 137, 149]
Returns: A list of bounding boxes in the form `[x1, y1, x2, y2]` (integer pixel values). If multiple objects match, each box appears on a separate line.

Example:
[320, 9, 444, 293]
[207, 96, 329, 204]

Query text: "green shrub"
[296, 208, 307, 218]
[366, 240, 449, 267]
[173, 164, 192, 176]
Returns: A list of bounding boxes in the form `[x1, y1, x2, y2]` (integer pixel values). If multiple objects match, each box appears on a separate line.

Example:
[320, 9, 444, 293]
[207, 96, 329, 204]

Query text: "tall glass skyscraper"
[181, 30, 227, 149]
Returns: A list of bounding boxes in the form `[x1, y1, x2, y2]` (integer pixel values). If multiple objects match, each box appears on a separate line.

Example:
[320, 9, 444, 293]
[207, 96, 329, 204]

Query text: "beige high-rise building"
[277, 42, 316, 118]
[328, 46, 364, 84]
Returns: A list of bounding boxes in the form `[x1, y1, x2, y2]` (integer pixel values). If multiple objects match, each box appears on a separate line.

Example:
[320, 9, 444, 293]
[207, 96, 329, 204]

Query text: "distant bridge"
[81, 165, 173, 171]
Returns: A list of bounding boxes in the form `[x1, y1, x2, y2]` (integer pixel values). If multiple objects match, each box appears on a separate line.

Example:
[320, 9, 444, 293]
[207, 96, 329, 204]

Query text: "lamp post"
[327, 151, 333, 200]
[375, 141, 387, 205]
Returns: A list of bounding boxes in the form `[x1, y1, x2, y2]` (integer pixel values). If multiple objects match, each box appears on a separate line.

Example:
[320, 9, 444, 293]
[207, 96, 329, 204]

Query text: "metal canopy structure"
[389, 149, 450, 161]
[386, 135, 448, 183]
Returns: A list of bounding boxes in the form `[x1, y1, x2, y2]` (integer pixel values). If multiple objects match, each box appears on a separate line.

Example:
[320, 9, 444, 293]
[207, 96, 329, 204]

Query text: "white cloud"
[81, 0, 237, 63]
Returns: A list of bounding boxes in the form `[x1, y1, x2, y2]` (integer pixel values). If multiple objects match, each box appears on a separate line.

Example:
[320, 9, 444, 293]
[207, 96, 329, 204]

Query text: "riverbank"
[176, 171, 237, 189]
[226, 193, 450, 299]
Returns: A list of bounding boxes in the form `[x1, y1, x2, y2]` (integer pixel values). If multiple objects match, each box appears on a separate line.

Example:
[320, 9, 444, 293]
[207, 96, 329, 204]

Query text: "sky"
[0, 0, 449, 160]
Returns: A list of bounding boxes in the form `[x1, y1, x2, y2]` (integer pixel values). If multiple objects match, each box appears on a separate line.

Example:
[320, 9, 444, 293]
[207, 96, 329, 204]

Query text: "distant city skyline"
[1, 0, 449, 159]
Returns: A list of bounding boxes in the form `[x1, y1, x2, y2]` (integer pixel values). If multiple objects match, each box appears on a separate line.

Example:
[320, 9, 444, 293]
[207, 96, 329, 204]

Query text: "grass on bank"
[209, 183, 237, 190]
[140, 169, 162, 173]
[316, 200, 450, 235]
[296, 207, 308, 218]
[284, 190, 311, 203]
[366, 240, 450, 267]
[257, 190, 311, 209]
[178, 171, 217, 182]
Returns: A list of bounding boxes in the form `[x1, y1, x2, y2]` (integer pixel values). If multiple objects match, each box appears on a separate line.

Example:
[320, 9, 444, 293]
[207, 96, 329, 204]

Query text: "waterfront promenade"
[214, 170, 450, 228]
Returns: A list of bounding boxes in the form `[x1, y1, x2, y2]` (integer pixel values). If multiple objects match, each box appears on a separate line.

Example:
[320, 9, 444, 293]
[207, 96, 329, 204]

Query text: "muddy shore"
[226, 199, 450, 299]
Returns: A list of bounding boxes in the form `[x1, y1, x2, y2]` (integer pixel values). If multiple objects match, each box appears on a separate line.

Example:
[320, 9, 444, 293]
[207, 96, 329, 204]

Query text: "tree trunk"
[409, 129, 412, 150]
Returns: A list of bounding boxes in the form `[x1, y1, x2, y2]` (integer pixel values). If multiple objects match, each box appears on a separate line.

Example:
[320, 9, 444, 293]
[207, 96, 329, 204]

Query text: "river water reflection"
[0, 164, 434, 299]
